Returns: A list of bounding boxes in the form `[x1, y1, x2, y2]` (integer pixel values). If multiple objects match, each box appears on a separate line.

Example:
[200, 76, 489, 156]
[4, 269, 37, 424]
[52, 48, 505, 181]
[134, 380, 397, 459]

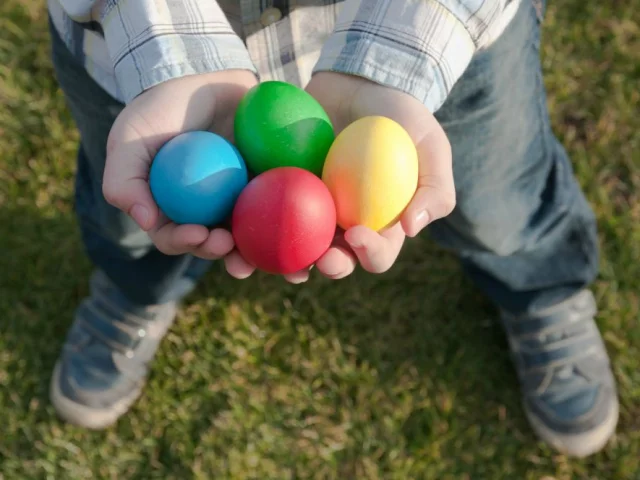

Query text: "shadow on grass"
[0, 202, 534, 477]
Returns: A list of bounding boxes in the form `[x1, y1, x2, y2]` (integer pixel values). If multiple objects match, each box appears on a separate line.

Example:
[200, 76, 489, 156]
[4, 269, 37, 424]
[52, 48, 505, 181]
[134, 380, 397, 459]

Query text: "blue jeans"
[49, 0, 598, 314]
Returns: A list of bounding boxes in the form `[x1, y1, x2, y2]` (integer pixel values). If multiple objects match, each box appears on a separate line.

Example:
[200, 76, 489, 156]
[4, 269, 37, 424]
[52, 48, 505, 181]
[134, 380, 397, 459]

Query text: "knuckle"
[364, 261, 391, 274]
[342, 264, 357, 277]
[442, 190, 457, 215]
[332, 267, 353, 279]
[101, 181, 120, 207]
[378, 262, 394, 274]
[429, 186, 456, 219]
[199, 250, 222, 260]
[155, 244, 173, 256]
[150, 237, 174, 256]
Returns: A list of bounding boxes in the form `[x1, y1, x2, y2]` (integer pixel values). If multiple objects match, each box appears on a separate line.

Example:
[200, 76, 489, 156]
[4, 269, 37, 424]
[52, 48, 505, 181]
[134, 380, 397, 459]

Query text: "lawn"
[0, 1, 639, 479]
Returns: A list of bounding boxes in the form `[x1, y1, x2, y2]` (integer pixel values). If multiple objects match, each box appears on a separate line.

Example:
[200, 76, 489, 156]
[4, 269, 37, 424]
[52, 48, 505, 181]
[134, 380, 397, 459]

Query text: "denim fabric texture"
[49, 0, 599, 314]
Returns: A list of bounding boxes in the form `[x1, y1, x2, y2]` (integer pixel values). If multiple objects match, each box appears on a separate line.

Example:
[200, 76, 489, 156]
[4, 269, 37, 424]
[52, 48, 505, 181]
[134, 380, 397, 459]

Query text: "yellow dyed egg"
[321, 116, 419, 231]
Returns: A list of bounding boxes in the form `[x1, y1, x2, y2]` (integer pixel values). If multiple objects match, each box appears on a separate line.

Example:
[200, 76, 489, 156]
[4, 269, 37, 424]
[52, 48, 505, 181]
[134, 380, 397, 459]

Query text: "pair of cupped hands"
[103, 70, 456, 283]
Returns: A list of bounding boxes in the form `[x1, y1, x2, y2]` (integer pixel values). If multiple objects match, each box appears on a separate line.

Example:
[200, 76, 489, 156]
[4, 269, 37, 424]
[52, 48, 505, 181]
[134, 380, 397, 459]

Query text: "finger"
[224, 250, 256, 279]
[148, 214, 209, 255]
[283, 269, 311, 284]
[194, 228, 235, 260]
[343, 223, 405, 273]
[315, 246, 357, 279]
[315, 231, 357, 279]
[401, 121, 456, 237]
[103, 135, 160, 231]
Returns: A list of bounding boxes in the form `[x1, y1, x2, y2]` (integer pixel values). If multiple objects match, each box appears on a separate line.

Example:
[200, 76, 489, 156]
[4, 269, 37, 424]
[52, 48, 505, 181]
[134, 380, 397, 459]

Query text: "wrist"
[306, 72, 376, 124]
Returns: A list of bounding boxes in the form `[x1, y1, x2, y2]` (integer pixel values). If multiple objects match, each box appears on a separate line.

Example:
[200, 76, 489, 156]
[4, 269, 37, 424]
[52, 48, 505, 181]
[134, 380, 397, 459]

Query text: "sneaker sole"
[525, 399, 619, 457]
[49, 362, 144, 430]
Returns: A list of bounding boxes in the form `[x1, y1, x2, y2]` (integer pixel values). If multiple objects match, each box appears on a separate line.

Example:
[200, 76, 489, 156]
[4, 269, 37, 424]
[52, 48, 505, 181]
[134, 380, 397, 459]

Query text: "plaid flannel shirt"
[48, 0, 521, 113]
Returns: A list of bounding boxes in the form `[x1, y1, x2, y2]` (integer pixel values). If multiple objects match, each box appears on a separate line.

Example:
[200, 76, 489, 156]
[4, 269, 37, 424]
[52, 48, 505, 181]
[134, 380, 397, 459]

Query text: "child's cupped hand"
[299, 72, 456, 281]
[102, 69, 455, 283]
[102, 70, 259, 276]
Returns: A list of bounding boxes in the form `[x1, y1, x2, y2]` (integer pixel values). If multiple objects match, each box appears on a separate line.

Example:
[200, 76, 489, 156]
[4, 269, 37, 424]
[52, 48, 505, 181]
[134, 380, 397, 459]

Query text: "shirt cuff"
[312, 1, 477, 113]
[98, 1, 257, 103]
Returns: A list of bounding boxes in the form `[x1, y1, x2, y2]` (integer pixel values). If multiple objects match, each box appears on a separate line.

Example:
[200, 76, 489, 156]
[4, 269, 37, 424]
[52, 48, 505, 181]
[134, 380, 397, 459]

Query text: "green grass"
[0, 1, 639, 478]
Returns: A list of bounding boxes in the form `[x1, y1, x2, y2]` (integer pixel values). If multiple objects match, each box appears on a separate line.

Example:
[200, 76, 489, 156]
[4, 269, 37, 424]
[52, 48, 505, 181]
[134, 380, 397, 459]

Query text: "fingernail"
[131, 204, 149, 229]
[413, 210, 430, 233]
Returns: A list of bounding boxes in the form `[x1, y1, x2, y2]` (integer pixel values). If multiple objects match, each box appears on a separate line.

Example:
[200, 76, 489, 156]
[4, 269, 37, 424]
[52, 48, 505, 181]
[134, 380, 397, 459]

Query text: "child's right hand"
[102, 70, 258, 277]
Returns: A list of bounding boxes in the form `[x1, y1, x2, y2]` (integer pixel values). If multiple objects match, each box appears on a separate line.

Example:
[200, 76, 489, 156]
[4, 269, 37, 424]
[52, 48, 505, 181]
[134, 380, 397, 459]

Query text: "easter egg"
[234, 81, 334, 176]
[149, 131, 248, 226]
[321, 116, 419, 231]
[231, 167, 336, 274]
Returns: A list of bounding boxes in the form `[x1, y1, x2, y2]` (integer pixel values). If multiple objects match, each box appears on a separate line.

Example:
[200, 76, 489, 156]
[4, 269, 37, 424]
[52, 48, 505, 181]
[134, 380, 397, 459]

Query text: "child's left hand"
[284, 72, 455, 283]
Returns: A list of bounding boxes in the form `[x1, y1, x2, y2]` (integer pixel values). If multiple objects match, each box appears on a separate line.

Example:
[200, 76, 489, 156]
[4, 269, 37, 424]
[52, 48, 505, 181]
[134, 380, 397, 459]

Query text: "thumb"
[344, 226, 388, 273]
[401, 120, 456, 237]
[102, 120, 166, 231]
[344, 224, 404, 273]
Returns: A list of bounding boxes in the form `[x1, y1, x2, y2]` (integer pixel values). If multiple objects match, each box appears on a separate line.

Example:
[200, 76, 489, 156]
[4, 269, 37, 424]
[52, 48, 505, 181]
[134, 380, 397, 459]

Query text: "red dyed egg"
[231, 167, 336, 274]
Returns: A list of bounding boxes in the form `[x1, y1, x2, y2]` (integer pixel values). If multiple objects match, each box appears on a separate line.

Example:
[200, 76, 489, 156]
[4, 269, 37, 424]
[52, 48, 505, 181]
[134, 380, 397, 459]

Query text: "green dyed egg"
[234, 81, 334, 176]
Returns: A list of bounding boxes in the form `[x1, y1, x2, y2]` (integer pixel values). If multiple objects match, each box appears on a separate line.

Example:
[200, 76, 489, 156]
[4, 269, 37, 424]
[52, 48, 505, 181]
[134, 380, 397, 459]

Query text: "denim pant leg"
[430, 0, 599, 315]
[49, 20, 211, 306]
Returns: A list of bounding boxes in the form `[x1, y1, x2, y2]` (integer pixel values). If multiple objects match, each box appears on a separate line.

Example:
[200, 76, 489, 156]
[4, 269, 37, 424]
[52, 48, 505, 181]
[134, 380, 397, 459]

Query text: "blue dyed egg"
[149, 131, 248, 226]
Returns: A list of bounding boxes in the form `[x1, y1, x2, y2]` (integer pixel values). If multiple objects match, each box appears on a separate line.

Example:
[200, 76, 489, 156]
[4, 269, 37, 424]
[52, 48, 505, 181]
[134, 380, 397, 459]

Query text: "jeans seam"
[531, 0, 564, 216]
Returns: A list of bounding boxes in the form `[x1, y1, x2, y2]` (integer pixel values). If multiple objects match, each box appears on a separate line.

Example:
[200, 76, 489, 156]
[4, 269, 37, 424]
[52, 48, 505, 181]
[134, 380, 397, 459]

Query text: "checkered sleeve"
[57, 0, 257, 103]
[313, 0, 519, 113]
